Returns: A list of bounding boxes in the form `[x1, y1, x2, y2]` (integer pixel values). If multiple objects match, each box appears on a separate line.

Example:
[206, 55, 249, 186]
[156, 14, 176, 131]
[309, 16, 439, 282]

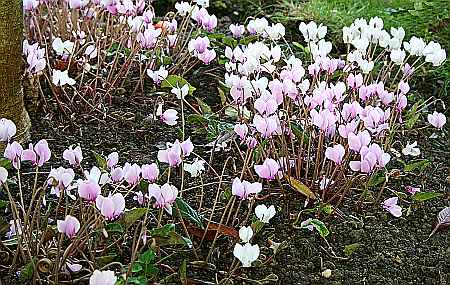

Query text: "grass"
[236, 0, 450, 98]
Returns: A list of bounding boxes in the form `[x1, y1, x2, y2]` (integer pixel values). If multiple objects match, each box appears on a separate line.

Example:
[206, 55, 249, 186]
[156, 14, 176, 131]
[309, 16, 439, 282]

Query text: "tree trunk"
[0, 0, 31, 148]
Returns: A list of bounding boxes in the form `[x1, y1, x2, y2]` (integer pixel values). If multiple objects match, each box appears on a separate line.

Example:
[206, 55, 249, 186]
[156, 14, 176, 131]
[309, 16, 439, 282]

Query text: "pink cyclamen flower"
[47, 167, 75, 197]
[202, 14, 217, 32]
[325, 144, 345, 165]
[78, 180, 101, 202]
[4, 142, 23, 169]
[0, 167, 8, 184]
[95, 193, 126, 220]
[254, 158, 280, 180]
[382, 197, 402, 217]
[188, 36, 210, 54]
[427, 111, 446, 129]
[123, 163, 141, 185]
[230, 24, 245, 38]
[23, 0, 38, 11]
[22, 139, 51, 167]
[63, 146, 83, 166]
[348, 130, 371, 152]
[107, 152, 119, 169]
[89, 270, 117, 285]
[234, 123, 248, 141]
[0, 118, 16, 142]
[161, 109, 178, 126]
[405, 185, 420, 195]
[147, 183, 178, 215]
[57, 215, 80, 238]
[347, 73, 363, 90]
[111, 167, 124, 182]
[198, 49, 216, 64]
[133, 191, 146, 205]
[232, 177, 262, 200]
[253, 114, 279, 138]
[157, 138, 194, 167]
[141, 163, 159, 182]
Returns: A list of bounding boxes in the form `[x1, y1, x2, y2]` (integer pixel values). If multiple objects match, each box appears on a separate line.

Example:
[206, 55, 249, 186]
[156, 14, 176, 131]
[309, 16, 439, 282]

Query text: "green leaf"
[404, 100, 422, 129]
[368, 171, 386, 188]
[0, 157, 12, 169]
[128, 276, 148, 285]
[132, 262, 143, 273]
[161, 75, 196, 95]
[195, 97, 212, 115]
[122, 208, 147, 229]
[239, 35, 258, 45]
[19, 259, 35, 282]
[92, 151, 107, 170]
[412, 192, 443, 202]
[174, 197, 204, 229]
[309, 219, 330, 238]
[0, 200, 8, 209]
[222, 37, 238, 48]
[144, 264, 158, 276]
[96, 254, 117, 267]
[179, 259, 187, 284]
[105, 222, 124, 234]
[321, 204, 334, 215]
[344, 243, 361, 257]
[291, 123, 309, 144]
[186, 114, 208, 126]
[404, 159, 430, 172]
[139, 249, 156, 264]
[157, 231, 193, 248]
[224, 106, 239, 119]
[151, 224, 175, 237]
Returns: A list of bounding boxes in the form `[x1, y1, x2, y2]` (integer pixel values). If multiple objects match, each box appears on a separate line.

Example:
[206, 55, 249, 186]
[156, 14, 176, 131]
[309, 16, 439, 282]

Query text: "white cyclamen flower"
[255, 204, 276, 223]
[238, 226, 253, 243]
[402, 141, 420, 157]
[233, 243, 260, 267]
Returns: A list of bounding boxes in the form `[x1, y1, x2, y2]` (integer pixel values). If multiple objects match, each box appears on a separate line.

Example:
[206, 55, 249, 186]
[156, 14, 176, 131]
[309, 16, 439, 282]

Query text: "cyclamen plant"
[23, 0, 217, 111]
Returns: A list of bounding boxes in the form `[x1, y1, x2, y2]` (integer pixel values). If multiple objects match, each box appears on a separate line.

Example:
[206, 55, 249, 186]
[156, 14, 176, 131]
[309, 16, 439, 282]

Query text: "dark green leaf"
[128, 276, 148, 285]
[179, 259, 187, 284]
[368, 171, 386, 187]
[291, 124, 309, 144]
[412, 192, 443, 202]
[239, 35, 258, 45]
[0, 157, 12, 169]
[151, 224, 175, 237]
[19, 259, 35, 282]
[404, 100, 422, 129]
[404, 159, 430, 172]
[0, 200, 7, 209]
[195, 97, 212, 115]
[310, 219, 330, 238]
[122, 208, 147, 229]
[105, 222, 124, 234]
[174, 197, 204, 229]
[139, 249, 156, 264]
[132, 262, 143, 273]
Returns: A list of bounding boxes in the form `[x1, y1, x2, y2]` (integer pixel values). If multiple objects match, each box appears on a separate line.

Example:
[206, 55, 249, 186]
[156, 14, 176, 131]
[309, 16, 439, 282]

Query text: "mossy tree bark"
[0, 0, 31, 148]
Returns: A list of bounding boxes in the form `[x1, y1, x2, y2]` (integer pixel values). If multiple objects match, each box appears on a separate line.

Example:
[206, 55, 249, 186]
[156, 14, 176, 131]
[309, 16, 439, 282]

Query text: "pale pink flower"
[141, 163, 159, 182]
[47, 167, 75, 197]
[234, 123, 248, 141]
[111, 167, 124, 182]
[63, 146, 83, 166]
[325, 144, 345, 165]
[232, 177, 262, 200]
[106, 152, 119, 169]
[348, 130, 371, 152]
[123, 163, 141, 185]
[198, 49, 216, 64]
[57, 215, 80, 238]
[254, 158, 280, 180]
[22, 139, 51, 167]
[161, 109, 178, 126]
[4, 142, 23, 169]
[78, 180, 101, 202]
[95, 193, 126, 220]
[147, 183, 178, 214]
[382, 197, 402, 217]
[230, 24, 245, 38]
[253, 114, 279, 138]
[0, 167, 8, 184]
[427, 111, 446, 129]
[347, 73, 363, 90]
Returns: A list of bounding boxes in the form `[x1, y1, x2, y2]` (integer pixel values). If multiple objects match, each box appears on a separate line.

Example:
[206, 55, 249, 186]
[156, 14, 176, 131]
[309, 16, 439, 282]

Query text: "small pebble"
[322, 269, 332, 278]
